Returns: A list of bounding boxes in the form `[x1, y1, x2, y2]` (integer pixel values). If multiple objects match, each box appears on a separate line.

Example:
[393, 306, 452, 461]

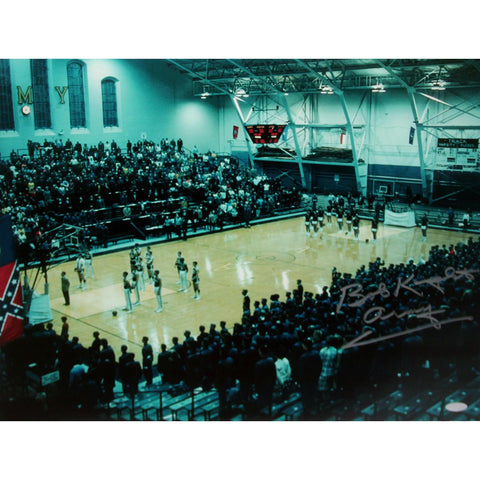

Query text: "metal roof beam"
[225, 60, 307, 187]
[166, 59, 232, 96]
[375, 59, 412, 89]
[226, 59, 280, 94]
[295, 60, 366, 194]
[295, 59, 341, 93]
[466, 60, 480, 74]
[424, 124, 480, 130]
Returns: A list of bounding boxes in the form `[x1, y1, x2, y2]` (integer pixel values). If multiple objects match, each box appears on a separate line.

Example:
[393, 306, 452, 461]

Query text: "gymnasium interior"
[1, 57, 480, 427]
[5, 1, 480, 475]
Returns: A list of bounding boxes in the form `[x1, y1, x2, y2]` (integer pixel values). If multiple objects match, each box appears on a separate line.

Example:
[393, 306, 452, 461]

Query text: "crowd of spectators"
[3, 236, 479, 419]
[2, 136, 479, 419]
[1, 138, 301, 261]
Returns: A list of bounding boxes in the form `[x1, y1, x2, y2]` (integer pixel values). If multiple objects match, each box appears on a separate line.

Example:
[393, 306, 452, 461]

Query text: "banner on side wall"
[233, 125, 239, 139]
[384, 209, 416, 228]
[409, 127, 415, 145]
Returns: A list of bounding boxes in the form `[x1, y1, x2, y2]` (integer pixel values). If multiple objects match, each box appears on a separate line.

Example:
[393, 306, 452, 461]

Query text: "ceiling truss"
[165, 59, 480, 199]
[166, 59, 480, 97]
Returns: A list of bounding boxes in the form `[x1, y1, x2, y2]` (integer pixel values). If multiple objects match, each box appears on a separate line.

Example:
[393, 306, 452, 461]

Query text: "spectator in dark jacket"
[297, 338, 322, 417]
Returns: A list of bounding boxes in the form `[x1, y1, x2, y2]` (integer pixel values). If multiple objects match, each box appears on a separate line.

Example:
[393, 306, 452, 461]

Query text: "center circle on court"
[235, 252, 296, 263]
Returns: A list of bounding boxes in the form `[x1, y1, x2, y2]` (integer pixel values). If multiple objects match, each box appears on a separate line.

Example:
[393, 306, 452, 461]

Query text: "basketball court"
[31, 216, 473, 360]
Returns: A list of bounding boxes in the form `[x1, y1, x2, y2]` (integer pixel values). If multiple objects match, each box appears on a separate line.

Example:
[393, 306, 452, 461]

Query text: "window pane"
[31, 59, 52, 129]
[67, 62, 86, 128]
[0, 59, 15, 130]
[101, 78, 118, 127]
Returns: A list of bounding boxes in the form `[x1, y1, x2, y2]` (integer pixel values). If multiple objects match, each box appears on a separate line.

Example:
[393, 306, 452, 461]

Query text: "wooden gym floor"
[33, 217, 474, 361]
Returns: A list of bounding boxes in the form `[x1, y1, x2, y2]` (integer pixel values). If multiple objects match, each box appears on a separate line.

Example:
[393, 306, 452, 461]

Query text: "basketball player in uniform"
[178, 257, 189, 292]
[331, 201, 338, 229]
[326, 203, 333, 226]
[123, 271, 133, 313]
[145, 246, 154, 284]
[352, 214, 360, 241]
[131, 269, 141, 305]
[192, 261, 200, 300]
[337, 207, 344, 232]
[135, 256, 146, 292]
[174, 251, 183, 284]
[317, 207, 325, 232]
[153, 270, 163, 312]
[85, 249, 94, 278]
[208, 211, 217, 232]
[304, 211, 311, 235]
[311, 209, 319, 237]
[421, 213, 428, 242]
[129, 247, 137, 272]
[75, 254, 86, 290]
[371, 217, 378, 244]
[346, 209, 353, 235]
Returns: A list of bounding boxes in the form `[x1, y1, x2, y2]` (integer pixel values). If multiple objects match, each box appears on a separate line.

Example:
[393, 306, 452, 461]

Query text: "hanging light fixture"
[372, 80, 386, 93]
[320, 85, 334, 95]
[200, 86, 210, 99]
[234, 87, 250, 98]
[431, 79, 446, 91]
[235, 87, 246, 97]
[431, 67, 446, 91]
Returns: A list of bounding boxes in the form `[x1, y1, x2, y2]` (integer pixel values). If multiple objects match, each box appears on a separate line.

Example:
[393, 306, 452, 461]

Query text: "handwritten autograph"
[342, 316, 474, 350]
[337, 267, 478, 315]
[335, 267, 478, 350]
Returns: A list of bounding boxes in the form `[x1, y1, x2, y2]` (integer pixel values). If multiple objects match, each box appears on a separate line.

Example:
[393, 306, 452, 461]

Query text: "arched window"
[101, 77, 118, 127]
[31, 59, 52, 129]
[67, 61, 86, 128]
[0, 59, 15, 131]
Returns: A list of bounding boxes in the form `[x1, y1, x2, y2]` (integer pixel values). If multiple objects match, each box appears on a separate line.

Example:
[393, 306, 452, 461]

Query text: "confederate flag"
[0, 215, 24, 345]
